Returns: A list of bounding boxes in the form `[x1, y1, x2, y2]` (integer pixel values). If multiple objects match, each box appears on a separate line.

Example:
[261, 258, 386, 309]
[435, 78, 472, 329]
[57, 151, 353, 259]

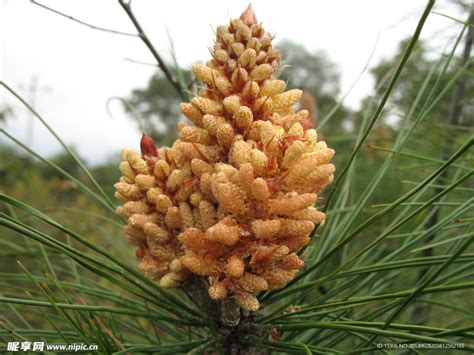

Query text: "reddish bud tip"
[140, 134, 158, 157]
[240, 4, 257, 26]
[267, 177, 281, 193]
[135, 248, 145, 259]
[300, 119, 313, 130]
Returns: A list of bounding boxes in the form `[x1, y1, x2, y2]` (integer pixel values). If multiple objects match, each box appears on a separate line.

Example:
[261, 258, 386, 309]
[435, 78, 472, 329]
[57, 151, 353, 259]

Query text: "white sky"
[0, 0, 465, 165]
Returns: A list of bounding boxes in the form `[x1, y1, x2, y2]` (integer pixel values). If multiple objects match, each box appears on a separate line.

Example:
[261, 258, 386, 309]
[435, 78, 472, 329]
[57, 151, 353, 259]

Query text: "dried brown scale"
[114, 6, 335, 311]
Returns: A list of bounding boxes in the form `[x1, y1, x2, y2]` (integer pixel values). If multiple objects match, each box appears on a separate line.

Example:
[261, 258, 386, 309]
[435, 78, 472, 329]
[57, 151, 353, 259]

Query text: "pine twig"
[30, 0, 138, 37]
[30, 0, 186, 100]
[124, 58, 158, 67]
[118, 0, 186, 100]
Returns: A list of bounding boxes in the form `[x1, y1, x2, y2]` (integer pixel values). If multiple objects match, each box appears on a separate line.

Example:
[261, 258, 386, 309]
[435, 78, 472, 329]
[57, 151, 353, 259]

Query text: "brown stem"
[118, 0, 186, 100]
[31, 0, 138, 37]
[184, 276, 269, 354]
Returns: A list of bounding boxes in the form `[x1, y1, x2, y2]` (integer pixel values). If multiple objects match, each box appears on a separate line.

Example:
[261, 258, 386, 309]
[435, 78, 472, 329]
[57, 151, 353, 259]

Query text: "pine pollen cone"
[114, 4, 335, 311]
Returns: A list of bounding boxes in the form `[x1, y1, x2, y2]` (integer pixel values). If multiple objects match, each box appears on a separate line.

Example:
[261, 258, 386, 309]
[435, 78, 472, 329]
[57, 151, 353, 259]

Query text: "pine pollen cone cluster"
[114, 5, 335, 312]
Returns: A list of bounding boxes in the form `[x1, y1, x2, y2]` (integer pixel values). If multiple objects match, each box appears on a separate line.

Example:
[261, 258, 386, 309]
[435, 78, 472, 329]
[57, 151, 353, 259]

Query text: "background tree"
[0, 107, 12, 123]
[125, 70, 192, 146]
[278, 41, 351, 131]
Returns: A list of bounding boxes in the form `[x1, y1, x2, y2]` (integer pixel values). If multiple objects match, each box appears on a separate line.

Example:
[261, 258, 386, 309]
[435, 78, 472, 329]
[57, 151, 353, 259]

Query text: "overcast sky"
[0, 0, 465, 165]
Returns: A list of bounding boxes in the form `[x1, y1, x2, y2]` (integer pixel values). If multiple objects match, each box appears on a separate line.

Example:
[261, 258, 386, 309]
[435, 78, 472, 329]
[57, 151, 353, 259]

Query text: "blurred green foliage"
[125, 70, 192, 146]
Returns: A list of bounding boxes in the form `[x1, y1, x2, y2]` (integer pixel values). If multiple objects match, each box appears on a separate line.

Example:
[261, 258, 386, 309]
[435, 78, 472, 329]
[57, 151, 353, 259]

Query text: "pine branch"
[118, 0, 186, 100]
[30, 0, 138, 37]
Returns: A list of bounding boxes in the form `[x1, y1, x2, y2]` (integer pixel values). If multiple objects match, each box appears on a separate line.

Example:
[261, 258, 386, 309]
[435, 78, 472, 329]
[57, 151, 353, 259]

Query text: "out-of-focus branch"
[124, 58, 158, 67]
[118, 0, 186, 100]
[31, 0, 188, 100]
[431, 11, 474, 28]
[30, 0, 139, 37]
